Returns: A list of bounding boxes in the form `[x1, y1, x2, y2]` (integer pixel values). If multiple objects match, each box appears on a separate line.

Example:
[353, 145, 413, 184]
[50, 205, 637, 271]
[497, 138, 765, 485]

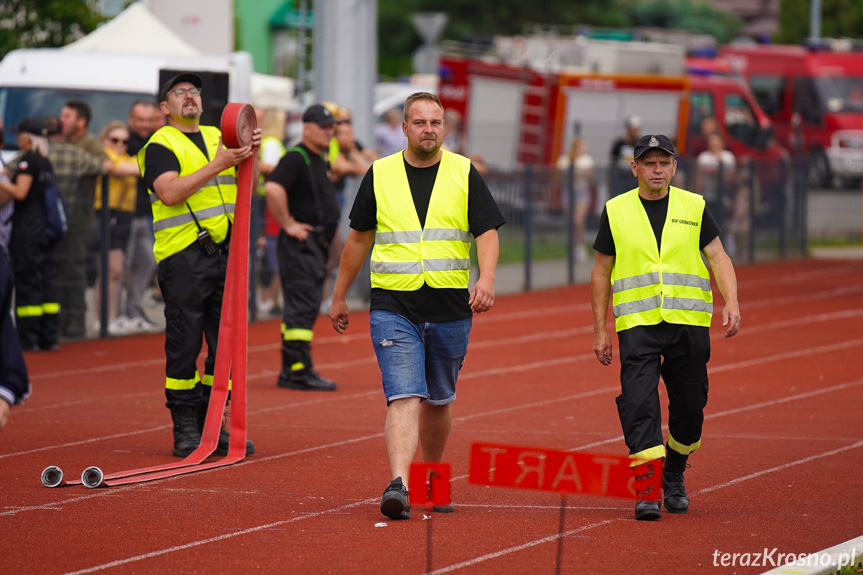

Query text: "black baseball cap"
[633, 134, 675, 159]
[160, 72, 203, 101]
[302, 104, 335, 127]
[12, 117, 45, 135]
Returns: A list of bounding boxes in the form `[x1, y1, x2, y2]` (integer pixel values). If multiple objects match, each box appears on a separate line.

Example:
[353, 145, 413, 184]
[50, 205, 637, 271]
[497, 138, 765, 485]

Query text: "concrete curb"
[759, 535, 863, 575]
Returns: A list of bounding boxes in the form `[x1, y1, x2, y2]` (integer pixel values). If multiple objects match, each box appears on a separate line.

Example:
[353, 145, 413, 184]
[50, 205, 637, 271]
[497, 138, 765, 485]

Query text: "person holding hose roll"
[139, 72, 260, 457]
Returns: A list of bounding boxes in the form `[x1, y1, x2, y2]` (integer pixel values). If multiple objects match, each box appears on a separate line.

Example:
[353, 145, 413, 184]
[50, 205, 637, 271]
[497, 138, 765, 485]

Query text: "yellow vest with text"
[139, 126, 237, 263]
[607, 187, 713, 331]
[371, 150, 471, 291]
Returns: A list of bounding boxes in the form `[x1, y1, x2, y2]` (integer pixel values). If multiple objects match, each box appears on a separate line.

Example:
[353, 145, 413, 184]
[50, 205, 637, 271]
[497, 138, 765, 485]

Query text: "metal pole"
[747, 158, 756, 263]
[99, 174, 110, 338]
[524, 165, 533, 291]
[810, 0, 822, 41]
[297, 0, 309, 101]
[566, 161, 575, 284]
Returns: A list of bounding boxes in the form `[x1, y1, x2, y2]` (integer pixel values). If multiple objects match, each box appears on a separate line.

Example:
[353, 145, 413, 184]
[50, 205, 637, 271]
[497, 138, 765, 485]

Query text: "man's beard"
[410, 140, 439, 160]
[181, 104, 201, 120]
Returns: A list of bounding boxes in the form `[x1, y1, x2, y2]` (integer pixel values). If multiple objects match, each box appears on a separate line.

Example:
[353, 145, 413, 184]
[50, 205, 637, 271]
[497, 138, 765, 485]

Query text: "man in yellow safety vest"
[139, 72, 260, 457]
[591, 133, 740, 520]
[328, 92, 505, 520]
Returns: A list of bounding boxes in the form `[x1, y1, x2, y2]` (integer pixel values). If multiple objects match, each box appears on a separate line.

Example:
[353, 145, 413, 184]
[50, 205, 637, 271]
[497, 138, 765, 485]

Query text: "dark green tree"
[775, 0, 863, 43]
[0, 0, 104, 59]
[622, 0, 742, 44]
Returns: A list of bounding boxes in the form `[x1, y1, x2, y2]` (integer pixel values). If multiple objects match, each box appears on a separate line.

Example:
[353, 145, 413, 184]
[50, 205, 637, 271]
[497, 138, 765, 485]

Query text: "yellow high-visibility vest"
[370, 150, 471, 291]
[607, 187, 713, 331]
[138, 125, 237, 263]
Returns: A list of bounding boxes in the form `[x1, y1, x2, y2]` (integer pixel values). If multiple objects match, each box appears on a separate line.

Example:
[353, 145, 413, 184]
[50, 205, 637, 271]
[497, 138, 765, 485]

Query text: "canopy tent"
[63, 2, 292, 108]
[63, 2, 201, 56]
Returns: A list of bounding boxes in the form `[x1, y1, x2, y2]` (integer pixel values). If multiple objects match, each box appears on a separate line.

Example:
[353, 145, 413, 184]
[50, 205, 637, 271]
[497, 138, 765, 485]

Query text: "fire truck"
[721, 41, 863, 187]
[437, 34, 783, 184]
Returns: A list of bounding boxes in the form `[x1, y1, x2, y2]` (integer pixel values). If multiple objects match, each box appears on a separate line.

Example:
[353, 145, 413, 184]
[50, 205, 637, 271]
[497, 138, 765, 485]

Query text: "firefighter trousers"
[9, 232, 59, 350]
[157, 239, 229, 409]
[277, 232, 328, 350]
[615, 322, 710, 460]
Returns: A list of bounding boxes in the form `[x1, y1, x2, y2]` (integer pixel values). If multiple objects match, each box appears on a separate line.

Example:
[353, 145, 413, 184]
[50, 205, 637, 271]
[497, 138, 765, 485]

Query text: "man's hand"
[593, 328, 613, 366]
[722, 304, 741, 338]
[469, 277, 495, 314]
[284, 219, 315, 242]
[329, 298, 350, 334]
[214, 137, 257, 171]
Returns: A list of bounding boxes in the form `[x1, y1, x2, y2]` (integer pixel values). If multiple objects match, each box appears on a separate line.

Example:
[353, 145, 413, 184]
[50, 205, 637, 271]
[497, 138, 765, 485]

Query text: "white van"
[0, 48, 251, 161]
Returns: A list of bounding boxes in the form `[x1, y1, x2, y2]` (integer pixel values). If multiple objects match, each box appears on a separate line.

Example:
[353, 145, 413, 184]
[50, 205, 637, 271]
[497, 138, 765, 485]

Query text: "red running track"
[1, 258, 861, 575]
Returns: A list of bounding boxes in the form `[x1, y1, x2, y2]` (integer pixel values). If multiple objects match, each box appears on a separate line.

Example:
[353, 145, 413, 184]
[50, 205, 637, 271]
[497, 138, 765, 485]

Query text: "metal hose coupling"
[41, 466, 65, 488]
[81, 466, 105, 489]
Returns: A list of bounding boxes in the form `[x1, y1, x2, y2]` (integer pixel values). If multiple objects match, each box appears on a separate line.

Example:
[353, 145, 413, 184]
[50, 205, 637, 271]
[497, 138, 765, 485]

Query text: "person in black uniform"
[0, 247, 31, 429]
[591, 134, 740, 521]
[0, 117, 61, 351]
[265, 104, 341, 391]
[141, 73, 259, 457]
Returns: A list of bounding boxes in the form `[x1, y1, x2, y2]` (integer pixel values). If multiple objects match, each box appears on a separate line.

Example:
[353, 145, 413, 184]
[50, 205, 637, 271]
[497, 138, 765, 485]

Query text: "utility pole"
[810, 0, 821, 40]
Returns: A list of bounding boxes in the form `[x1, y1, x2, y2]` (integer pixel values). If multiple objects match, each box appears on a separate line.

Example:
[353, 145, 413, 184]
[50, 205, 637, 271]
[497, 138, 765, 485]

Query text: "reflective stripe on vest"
[607, 187, 713, 331]
[138, 125, 237, 263]
[370, 150, 472, 291]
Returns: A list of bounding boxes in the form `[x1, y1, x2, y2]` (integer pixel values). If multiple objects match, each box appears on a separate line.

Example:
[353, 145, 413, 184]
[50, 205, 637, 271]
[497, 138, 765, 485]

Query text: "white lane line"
[428, 441, 863, 574]
[428, 519, 620, 575]
[28, 277, 863, 382]
[695, 439, 863, 496]
[27, 392, 861, 572]
[59, 497, 379, 575]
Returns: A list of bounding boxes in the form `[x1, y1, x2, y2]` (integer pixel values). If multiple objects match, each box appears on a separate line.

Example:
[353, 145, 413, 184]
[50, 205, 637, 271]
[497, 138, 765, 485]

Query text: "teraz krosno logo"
[712, 547, 859, 569]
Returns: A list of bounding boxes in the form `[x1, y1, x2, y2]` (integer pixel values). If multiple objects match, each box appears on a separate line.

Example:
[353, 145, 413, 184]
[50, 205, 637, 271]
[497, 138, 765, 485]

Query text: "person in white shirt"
[555, 137, 595, 263]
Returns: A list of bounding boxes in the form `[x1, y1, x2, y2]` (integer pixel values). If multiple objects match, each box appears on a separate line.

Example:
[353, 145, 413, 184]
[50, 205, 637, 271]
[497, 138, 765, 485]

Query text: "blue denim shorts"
[369, 310, 472, 405]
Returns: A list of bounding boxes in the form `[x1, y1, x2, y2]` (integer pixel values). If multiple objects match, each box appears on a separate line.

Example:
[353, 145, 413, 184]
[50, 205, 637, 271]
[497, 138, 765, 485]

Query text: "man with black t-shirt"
[329, 92, 505, 520]
[591, 134, 740, 521]
[264, 103, 341, 392]
[140, 72, 259, 457]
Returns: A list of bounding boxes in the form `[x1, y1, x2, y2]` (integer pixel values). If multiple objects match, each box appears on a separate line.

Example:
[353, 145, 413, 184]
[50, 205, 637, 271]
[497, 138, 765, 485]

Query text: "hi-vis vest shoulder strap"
[139, 125, 237, 263]
[607, 187, 713, 331]
[370, 150, 471, 291]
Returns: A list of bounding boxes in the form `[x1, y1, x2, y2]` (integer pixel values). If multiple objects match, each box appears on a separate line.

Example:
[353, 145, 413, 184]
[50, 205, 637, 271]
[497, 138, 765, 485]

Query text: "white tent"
[63, 3, 201, 56]
[63, 2, 293, 108]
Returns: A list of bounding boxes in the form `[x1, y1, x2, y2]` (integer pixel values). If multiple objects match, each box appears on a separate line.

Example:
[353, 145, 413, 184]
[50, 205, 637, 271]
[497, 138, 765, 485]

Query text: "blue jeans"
[369, 310, 472, 405]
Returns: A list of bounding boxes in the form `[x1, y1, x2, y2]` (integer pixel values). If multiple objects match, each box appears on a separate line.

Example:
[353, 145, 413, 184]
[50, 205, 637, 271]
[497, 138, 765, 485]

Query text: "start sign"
[468, 442, 661, 501]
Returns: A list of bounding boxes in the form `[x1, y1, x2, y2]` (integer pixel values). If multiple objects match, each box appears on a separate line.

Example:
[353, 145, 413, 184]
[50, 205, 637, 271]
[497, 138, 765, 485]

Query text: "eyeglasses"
[109, 137, 129, 145]
[169, 87, 201, 98]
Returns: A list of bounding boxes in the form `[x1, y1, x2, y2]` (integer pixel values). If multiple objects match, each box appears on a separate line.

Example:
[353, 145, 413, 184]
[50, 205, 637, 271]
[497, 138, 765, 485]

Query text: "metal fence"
[485, 151, 859, 291]
[78, 151, 861, 340]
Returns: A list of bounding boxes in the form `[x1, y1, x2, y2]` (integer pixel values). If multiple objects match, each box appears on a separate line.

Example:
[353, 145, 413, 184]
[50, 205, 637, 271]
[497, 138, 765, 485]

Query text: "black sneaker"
[663, 465, 690, 514]
[635, 500, 661, 521]
[277, 369, 337, 391]
[380, 477, 410, 520]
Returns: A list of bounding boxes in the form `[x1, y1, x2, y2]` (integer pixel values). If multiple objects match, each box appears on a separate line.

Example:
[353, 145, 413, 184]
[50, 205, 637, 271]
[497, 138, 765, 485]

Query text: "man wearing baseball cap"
[590, 133, 740, 521]
[139, 71, 260, 457]
[264, 104, 341, 391]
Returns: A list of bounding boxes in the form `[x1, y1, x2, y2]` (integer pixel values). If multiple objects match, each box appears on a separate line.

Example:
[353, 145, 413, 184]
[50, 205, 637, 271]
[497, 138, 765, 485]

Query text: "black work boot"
[170, 406, 202, 458]
[277, 341, 337, 391]
[634, 459, 662, 521]
[663, 449, 690, 514]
